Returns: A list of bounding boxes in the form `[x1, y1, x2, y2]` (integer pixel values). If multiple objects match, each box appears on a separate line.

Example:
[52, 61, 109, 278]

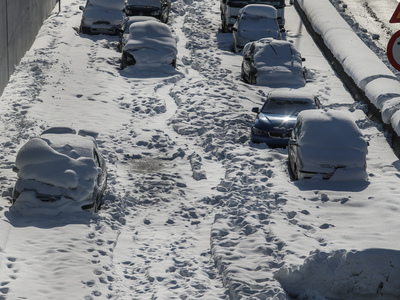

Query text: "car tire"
[221, 15, 228, 33]
[80, 26, 91, 34]
[234, 43, 240, 53]
[241, 64, 245, 80]
[291, 162, 299, 180]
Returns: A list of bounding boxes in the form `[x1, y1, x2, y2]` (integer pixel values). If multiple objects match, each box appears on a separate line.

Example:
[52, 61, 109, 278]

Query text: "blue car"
[250, 91, 321, 147]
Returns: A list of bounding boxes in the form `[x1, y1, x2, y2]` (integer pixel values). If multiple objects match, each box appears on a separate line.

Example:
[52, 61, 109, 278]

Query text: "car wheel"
[221, 16, 228, 33]
[234, 43, 240, 53]
[80, 26, 91, 34]
[291, 162, 299, 180]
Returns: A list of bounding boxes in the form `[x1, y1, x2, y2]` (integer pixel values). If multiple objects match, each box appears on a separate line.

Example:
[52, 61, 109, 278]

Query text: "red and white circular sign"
[387, 30, 400, 71]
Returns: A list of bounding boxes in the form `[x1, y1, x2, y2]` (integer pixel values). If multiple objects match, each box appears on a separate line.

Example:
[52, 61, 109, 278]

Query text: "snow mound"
[275, 249, 400, 300]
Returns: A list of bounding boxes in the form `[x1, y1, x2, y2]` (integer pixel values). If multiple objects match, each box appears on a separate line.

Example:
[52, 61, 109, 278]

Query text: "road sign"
[387, 30, 400, 71]
[390, 3, 400, 23]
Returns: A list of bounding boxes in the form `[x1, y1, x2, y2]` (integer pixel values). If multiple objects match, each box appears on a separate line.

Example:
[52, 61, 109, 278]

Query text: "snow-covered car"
[241, 38, 306, 87]
[118, 16, 160, 52]
[79, 0, 125, 35]
[121, 20, 177, 69]
[251, 90, 321, 146]
[288, 110, 368, 181]
[220, 0, 286, 33]
[124, 0, 171, 23]
[232, 4, 281, 53]
[12, 127, 107, 214]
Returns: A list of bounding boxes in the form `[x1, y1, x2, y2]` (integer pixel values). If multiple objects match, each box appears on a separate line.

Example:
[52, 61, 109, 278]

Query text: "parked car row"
[228, 5, 368, 181]
[78, 0, 177, 69]
[79, 0, 171, 35]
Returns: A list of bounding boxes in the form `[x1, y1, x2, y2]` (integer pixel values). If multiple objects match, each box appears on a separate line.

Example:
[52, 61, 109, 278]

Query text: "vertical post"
[59, 0, 61, 12]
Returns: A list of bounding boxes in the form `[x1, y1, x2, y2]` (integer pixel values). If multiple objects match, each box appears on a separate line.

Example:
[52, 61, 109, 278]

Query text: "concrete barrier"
[0, 0, 57, 96]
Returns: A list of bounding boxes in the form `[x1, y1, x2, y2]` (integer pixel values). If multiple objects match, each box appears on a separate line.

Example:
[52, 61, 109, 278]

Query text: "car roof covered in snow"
[239, 4, 277, 19]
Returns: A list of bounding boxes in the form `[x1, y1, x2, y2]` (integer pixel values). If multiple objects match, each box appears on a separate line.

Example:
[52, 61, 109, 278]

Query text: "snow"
[0, 0, 400, 299]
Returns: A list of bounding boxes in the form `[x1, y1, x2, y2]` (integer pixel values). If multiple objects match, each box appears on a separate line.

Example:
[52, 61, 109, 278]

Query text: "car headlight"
[252, 127, 268, 136]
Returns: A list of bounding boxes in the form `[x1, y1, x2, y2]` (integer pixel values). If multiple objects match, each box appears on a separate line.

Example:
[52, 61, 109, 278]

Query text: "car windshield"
[239, 15, 279, 31]
[261, 99, 315, 115]
[229, 0, 284, 7]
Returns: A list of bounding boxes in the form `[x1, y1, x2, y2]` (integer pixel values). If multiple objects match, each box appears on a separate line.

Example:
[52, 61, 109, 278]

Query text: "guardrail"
[0, 0, 58, 96]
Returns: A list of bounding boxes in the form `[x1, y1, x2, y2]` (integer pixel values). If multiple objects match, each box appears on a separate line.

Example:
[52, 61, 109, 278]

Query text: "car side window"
[314, 96, 321, 108]
[93, 150, 101, 168]
[292, 122, 302, 139]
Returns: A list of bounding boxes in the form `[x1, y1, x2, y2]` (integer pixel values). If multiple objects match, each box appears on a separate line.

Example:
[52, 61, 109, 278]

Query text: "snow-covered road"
[1, 0, 400, 299]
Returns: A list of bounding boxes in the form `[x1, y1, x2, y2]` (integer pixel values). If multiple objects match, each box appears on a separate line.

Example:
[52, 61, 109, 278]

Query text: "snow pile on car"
[296, 110, 367, 151]
[124, 21, 177, 67]
[275, 249, 400, 299]
[239, 4, 277, 19]
[251, 38, 305, 87]
[295, 110, 368, 181]
[11, 135, 101, 216]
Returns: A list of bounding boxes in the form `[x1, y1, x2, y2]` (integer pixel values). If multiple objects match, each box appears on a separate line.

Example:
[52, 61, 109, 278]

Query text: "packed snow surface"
[0, 0, 400, 299]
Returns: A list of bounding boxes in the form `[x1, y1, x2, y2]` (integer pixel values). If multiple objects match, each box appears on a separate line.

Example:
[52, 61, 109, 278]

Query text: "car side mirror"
[232, 27, 237, 32]
[288, 139, 298, 146]
[288, 0, 294, 5]
[302, 57, 306, 62]
[251, 107, 259, 113]
[12, 166, 19, 173]
[79, 5, 84, 11]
